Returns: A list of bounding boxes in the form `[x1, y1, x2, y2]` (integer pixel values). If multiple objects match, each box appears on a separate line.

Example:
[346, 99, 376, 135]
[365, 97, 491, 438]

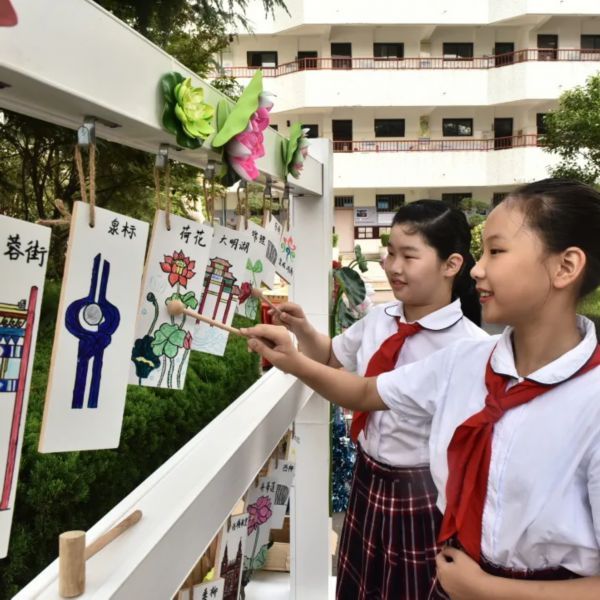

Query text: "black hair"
[391, 199, 481, 326]
[504, 178, 600, 299]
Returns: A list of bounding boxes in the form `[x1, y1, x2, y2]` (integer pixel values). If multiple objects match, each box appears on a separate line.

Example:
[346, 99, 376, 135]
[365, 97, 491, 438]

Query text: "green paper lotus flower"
[161, 72, 215, 149]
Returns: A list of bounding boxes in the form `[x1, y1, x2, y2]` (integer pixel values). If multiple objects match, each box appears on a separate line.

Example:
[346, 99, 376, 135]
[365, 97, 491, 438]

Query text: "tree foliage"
[542, 73, 600, 184]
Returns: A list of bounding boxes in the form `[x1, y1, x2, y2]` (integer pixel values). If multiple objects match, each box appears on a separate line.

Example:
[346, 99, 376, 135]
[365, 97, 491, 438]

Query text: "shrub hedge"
[0, 281, 260, 598]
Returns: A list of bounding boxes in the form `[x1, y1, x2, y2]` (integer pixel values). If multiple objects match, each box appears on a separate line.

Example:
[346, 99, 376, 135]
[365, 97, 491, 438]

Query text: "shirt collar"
[490, 315, 598, 385]
[386, 298, 464, 331]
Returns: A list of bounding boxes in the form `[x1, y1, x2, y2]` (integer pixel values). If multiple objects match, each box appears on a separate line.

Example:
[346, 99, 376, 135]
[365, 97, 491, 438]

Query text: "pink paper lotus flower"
[226, 92, 273, 181]
[247, 495, 273, 534]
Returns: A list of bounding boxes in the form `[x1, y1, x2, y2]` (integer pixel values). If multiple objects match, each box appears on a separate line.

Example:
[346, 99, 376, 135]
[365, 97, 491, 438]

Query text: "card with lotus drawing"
[130, 210, 213, 390]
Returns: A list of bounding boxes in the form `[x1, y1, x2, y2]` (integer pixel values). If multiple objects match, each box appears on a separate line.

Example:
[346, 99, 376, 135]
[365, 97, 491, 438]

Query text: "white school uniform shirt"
[378, 316, 600, 576]
[331, 299, 487, 466]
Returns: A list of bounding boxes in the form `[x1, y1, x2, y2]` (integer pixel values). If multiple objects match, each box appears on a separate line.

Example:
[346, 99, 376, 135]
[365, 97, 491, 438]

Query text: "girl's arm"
[244, 324, 386, 411]
[436, 548, 600, 600]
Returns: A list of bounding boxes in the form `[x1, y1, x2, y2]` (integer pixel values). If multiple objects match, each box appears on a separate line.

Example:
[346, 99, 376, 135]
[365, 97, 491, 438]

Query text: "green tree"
[542, 73, 600, 184]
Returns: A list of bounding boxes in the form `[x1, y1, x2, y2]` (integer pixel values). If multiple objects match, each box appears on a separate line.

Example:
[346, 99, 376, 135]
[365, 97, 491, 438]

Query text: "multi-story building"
[218, 1, 600, 253]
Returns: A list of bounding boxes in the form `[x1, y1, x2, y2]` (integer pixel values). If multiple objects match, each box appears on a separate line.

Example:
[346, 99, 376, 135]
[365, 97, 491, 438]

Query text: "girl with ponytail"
[263, 199, 487, 599]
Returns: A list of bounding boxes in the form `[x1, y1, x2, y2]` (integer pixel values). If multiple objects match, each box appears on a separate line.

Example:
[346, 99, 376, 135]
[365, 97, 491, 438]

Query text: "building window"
[443, 43, 474, 60]
[443, 118, 474, 137]
[303, 124, 319, 138]
[374, 119, 405, 138]
[355, 226, 375, 239]
[581, 35, 600, 55]
[376, 194, 405, 212]
[297, 50, 318, 69]
[492, 192, 508, 207]
[335, 195, 354, 208]
[247, 51, 278, 68]
[536, 113, 547, 135]
[442, 193, 472, 208]
[374, 43, 404, 59]
[270, 124, 279, 131]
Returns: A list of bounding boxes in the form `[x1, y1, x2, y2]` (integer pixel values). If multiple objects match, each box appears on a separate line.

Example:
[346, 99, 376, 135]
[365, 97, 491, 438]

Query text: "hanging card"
[130, 211, 213, 389]
[39, 202, 148, 452]
[0, 216, 50, 558]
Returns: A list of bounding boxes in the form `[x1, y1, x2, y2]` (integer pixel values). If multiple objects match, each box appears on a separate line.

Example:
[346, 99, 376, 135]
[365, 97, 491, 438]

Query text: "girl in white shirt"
[244, 179, 600, 599]
[266, 200, 486, 600]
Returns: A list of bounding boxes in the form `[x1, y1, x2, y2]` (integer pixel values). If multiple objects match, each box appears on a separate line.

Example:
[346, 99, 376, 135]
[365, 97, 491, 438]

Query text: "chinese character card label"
[129, 211, 213, 390]
[0, 215, 50, 558]
[39, 202, 148, 453]
[192, 225, 253, 357]
[276, 225, 296, 285]
[244, 221, 278, 290]
[215, 512, 248, 600]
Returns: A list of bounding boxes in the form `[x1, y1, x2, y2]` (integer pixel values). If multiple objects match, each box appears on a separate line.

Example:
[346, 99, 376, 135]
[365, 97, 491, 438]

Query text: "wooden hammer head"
[166, 299, 186, 316]
[59, 530, 86, 598]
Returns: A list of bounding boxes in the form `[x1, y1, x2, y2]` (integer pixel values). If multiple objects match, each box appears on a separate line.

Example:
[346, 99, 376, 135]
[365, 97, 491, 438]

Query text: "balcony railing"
[217, 49, 600, 78]
[332, 134, 540, 153]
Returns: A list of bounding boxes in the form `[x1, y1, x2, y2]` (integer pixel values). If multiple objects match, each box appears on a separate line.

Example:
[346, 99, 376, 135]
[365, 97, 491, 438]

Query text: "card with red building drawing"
[39, 202, 148, 453]
[0, 215, 50, 558]
[191, 225, 254, 357]
[129, 211, 213, 390]
[214, 512, 248, 600]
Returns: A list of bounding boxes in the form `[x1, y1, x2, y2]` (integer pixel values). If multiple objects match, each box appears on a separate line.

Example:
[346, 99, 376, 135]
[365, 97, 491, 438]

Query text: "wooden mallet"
[167, 299, 245, 337]
[59, 510, 142, 598]
[167, 299, 277, 349]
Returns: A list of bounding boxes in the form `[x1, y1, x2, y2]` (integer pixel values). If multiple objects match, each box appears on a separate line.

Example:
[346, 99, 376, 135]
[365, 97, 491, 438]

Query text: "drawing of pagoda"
[220, 538, 243, 600]
[0, 299, 28, 393]
[198, 258, 241, 324]
[0, 288, 38, 511]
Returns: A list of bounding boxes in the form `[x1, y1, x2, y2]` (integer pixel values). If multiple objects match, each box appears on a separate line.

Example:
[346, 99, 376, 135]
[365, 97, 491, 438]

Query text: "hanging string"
[74, 143, 96, 227]
[262, 184, 272, 226]
[202, 176, 214, 224]
[153, 162, 172, 231]
[282, 194, 291, 231]
[36, 198, 71, 227]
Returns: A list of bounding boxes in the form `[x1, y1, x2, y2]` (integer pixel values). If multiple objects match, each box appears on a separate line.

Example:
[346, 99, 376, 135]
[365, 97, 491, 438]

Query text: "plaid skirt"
[427, 552, 582, 599]
[336, 446, 442, 600]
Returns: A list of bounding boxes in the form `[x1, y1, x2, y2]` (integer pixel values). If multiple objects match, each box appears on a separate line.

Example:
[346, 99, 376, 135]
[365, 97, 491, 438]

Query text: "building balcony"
[331, 136, 559, 188]
[219, 50, 600, 110]
[241, 0, 600, 33]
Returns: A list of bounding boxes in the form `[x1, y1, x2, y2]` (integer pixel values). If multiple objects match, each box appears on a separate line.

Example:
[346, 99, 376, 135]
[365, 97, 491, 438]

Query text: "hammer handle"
[182, 307, 245, 337]
[84, 510, 142, 560]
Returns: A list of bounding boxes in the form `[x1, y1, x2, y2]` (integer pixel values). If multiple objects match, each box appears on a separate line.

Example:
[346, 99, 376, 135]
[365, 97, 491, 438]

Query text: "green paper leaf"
[253, 260, 263, 273]
[160, 72, 179, 102]
[212, 70, 263, 148]
[335, 266, 366, 307]
[337, 299, 358, 328]
[354, 244, 369, 273]
[162, 103, 179, 136]
[286, 122, 303, 168]
[246, 258, 254, 270]
[176, 128, 202, 149]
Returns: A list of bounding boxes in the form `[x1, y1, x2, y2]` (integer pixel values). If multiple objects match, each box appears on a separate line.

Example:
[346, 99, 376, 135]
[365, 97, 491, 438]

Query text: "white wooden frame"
[2, 2, 333, 598]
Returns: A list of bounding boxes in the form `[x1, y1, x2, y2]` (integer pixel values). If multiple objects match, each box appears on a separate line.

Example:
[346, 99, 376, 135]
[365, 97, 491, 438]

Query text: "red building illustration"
[220, 538, 243, 600]
[198, 258, 241, 324]
[0, 287, 38, 510]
